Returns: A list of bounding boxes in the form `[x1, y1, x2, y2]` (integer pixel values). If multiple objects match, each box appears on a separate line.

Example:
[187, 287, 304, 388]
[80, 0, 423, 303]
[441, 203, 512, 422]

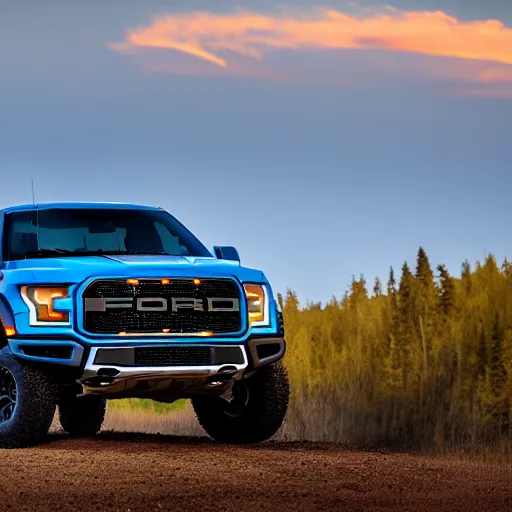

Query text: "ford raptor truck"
[0, 202, 289, 448]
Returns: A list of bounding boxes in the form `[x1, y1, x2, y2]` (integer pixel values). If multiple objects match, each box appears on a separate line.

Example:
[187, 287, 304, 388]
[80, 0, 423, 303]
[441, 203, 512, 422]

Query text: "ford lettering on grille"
[85, 297, 239, 313]
[82, 278, 242, 335]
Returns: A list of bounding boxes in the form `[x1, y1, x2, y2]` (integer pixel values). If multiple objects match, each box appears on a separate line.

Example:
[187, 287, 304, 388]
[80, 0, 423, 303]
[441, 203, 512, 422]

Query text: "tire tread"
[192, 362, 289, 443]
[0, 348, 56, 449]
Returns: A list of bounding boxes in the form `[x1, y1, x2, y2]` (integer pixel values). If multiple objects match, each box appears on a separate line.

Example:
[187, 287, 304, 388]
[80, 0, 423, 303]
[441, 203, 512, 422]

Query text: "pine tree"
[387, 267, 397, 296]
[399, 262, 414, 304]
[384, 333, 402, 391]
[282, 289, 301, 340]
[373, 277, 383, 297]
[437, 264, 456, 316]
[385, 267, 400, 360]
[397, 262, 415, 388]
[284, 289, 300, 312]
[416, 247, 434, 283]
[415, 248, 437, 377]
[485, 314, 508, 429]
[502, 257, 512, 278]
[349, 274, 368, 305]
[484, 254, 499, 271]
[461, 259, 472, 294]
[461, 259, 471, 278]
[415, 248, 437, 311]
[477, 329, 487, 378]
[487, 314, 506, 399]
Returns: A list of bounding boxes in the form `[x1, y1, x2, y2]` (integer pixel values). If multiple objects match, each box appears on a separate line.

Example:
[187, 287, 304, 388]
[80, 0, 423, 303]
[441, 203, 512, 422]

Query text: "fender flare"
[0, 295, 15, 347]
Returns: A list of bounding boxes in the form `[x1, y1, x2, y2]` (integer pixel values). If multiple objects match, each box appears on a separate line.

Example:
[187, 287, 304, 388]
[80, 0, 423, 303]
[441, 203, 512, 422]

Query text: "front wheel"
[0, 348, 56, 449]
[192, 362, 289, 443]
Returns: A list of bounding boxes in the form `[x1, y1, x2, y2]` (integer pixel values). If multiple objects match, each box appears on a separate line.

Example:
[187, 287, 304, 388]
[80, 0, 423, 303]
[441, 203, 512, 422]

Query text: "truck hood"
[4, 255, 268, 285]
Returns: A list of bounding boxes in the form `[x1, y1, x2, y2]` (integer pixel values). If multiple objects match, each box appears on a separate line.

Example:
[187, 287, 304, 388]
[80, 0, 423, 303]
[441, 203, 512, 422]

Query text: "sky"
[0, 0, 510, 304]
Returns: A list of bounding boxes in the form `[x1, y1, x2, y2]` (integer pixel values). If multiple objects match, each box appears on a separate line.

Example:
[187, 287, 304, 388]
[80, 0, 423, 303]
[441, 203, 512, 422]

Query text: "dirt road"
[1, 433, 511, 511]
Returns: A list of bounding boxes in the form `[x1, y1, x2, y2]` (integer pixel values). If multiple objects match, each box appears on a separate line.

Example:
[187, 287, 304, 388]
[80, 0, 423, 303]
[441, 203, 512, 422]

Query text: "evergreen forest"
[280, 248, 512, 451]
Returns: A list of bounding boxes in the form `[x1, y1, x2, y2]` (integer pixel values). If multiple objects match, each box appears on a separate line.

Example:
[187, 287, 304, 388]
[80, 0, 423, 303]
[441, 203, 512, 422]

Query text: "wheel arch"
[0, 295, 15, 349]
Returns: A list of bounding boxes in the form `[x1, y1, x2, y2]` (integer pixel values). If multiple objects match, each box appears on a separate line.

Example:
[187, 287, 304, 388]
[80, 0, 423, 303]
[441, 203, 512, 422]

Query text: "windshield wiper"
[108, 251, 172, 255]
[85, 250, 172, 256]
[25, 248, 75, 258]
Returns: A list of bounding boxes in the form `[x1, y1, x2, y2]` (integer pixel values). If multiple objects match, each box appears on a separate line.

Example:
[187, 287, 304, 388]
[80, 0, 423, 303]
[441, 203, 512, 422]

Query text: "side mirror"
[213, 246, 240, 264]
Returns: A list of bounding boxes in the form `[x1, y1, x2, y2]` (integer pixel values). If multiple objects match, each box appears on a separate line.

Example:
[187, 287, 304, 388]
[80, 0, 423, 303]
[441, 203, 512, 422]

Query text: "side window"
[7, 212, 38, 258]
[154, 222, 190, 256]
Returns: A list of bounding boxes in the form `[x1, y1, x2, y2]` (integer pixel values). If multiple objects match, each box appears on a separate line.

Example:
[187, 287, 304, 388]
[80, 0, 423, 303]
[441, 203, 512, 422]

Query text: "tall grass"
[108, 398, 187, 414]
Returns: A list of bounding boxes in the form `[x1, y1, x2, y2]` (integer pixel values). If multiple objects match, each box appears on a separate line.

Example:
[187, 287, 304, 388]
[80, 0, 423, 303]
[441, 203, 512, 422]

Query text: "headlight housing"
[243, 284, 269, 327]
[21, 286, 70, 325]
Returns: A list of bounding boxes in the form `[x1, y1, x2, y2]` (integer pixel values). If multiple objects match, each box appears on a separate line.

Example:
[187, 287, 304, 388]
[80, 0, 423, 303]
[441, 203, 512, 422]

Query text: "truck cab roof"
[1, 202, 160, 214]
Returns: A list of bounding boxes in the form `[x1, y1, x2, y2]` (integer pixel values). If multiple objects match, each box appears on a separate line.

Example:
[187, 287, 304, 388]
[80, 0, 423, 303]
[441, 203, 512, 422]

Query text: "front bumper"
[7, 336, 286, 389]
[80, 344, 250, 394]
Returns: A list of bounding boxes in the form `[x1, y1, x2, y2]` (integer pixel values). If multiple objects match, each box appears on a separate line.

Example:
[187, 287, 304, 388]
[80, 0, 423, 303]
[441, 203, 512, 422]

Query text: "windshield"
[4, 208, 212, 260]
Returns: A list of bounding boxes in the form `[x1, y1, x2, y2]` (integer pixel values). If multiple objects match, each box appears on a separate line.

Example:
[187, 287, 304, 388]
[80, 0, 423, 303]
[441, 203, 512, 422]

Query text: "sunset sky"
[1, 0, 510, 303]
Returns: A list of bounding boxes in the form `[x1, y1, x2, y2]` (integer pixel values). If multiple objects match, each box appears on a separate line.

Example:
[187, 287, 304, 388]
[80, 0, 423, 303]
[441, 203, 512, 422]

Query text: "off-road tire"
[0, 347, 57, 449]
[192, 362, 289, 443]
[59, 394, 106, 437]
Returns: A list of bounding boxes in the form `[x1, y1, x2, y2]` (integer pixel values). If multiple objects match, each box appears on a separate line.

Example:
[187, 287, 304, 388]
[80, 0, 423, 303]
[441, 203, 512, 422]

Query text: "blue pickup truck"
[0, 202, 288, 448]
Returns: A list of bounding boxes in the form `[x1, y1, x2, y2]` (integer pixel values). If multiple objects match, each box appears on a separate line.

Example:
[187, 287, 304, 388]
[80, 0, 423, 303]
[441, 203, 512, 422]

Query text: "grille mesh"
[134, 346, 212, 366]
[83, 278, 241, 335]
[93, 345, 245, 367]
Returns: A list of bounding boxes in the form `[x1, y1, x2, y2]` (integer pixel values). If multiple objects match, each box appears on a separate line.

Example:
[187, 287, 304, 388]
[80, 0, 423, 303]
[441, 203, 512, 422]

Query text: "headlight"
[21, 286, 70, 325]
[243, 284, 269, 327]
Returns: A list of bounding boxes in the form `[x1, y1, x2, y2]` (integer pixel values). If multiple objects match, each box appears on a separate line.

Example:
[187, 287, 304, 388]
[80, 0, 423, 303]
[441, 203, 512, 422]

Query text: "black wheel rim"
[0, 367, 17, 424]
[223, 381, 250, 418]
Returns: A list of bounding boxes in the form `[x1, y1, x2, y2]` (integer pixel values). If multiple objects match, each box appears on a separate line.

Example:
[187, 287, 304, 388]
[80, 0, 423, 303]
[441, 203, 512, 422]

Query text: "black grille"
[134, 346, 212, 366]
[83, 278, 242, 335]
[93, 345, 245, 367]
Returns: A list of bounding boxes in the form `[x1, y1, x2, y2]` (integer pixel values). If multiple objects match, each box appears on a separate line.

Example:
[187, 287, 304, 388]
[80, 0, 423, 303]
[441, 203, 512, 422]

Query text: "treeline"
[279, 248, 512, 451]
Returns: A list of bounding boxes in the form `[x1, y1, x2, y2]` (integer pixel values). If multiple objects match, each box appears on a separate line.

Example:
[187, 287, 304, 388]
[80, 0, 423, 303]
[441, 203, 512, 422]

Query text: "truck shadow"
[41, 431, 344, 454]
[43, 431, 214, 450]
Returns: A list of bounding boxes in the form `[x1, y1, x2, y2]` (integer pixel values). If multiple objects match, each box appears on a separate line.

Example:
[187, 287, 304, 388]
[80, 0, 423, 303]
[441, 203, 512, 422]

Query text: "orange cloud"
[476, 67, 512, 83]
[407, 59, 512, 85]
[461, 88, 512, 99]
[111, 8, 512, 74]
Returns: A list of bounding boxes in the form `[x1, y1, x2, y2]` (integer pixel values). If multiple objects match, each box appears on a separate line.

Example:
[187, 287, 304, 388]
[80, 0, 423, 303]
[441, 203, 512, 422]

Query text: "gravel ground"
[1, 433, 511, 512]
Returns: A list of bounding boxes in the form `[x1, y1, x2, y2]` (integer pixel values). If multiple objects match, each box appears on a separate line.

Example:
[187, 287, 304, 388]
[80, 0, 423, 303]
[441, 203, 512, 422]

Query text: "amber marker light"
[162, 328, 170, 333]
[126, 279, 139, 285]
[119, 332, 127, 336]
[161, 279, 171, 285]
[4, 326, 16, 337]
[199, 331, 214, 337]
[193, 279, 201, 285]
